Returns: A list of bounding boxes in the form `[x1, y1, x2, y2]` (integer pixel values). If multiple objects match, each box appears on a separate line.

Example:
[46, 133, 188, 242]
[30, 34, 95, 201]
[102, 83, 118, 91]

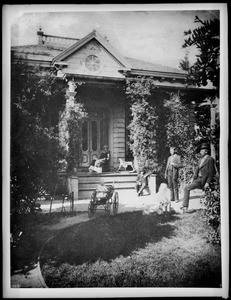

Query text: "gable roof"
[11, 30, 187, 79]
[11, 44, 65, 61]
[52, 30, 132, 69]
[126, 57, 186, 75]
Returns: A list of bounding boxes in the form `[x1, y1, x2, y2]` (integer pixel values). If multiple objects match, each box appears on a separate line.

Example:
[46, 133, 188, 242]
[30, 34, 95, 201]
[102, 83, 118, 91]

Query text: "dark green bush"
[11, 59, 65, 247]
[203, 176, 220, 244]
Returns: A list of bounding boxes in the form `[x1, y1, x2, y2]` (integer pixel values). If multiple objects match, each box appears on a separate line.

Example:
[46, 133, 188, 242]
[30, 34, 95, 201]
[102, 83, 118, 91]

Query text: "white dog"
[157, 183, 172, 213]
[118, 158, 135, 172]
[143, 183, 172, 215]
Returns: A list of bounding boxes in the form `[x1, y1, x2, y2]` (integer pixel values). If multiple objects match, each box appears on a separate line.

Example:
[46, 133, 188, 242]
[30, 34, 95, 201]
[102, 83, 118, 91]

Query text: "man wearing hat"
[180, 142, 216, 212]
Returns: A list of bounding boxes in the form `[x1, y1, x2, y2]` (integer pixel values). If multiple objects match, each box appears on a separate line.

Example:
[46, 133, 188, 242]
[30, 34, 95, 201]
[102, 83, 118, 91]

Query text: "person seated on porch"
[135, 168, 152, 196]
[89, 145, 110, 173]
[96, 179, 108, 200]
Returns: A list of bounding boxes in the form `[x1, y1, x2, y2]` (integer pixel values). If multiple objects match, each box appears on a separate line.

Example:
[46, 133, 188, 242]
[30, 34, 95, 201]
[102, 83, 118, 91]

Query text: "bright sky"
[6, 4, 220, 69]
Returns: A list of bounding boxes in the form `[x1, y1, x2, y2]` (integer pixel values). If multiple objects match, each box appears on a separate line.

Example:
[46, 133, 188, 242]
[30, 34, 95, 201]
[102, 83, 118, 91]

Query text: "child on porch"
[96, 179, 108, 199]
[89, 145, 110, 173]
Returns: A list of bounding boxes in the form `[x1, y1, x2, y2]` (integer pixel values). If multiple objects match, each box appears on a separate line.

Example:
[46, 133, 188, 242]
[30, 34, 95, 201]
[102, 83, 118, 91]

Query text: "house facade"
[11, 29, 216, 178]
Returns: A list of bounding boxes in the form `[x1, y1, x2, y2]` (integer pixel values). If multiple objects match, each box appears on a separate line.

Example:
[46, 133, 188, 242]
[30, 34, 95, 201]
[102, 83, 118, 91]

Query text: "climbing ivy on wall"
[126, 77, 157, 171]
[164, 93, 197, 185]
[126, 77, 169, 173]
[126, 77, 197, 185]
[59, 90, 88, 175]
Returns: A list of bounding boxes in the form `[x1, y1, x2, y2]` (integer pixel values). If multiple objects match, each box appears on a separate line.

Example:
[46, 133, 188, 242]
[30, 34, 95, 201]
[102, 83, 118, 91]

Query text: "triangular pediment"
[52, 30, 131, 79]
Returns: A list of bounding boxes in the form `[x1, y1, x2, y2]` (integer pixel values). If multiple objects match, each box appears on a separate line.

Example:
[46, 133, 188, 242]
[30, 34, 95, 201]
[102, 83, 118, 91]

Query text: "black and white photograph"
[3, 3, 228, 298]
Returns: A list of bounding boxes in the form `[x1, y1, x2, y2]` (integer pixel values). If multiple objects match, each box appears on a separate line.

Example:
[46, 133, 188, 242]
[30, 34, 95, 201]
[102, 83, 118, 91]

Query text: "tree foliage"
[182, 16, 220, 89]
[181, 16, 220, 160]
[11, 58, 65, 245]
[181, 17, 220, 242]
[179, 51, 190, 72]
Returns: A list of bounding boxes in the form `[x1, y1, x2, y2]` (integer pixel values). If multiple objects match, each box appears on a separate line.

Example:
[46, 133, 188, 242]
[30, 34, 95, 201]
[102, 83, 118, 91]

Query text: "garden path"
[38, 188, 204, 214]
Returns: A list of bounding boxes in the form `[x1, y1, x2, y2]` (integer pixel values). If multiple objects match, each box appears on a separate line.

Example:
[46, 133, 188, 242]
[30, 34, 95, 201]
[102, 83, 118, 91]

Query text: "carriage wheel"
[112, 191, 119, 215]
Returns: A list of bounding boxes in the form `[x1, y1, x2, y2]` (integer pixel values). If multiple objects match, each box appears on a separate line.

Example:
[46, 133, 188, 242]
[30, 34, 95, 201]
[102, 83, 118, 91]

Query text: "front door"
[81, 111, 108, 167]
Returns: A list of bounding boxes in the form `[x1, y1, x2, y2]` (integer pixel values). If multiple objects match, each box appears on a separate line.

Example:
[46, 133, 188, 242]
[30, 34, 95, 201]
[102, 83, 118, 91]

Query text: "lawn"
[39, 209, 221, 288]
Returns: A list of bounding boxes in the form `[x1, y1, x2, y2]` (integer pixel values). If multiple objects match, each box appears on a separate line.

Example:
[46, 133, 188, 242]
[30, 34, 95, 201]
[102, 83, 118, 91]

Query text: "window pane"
[92, 121, 97, 151]
[82, 121, 88, 151]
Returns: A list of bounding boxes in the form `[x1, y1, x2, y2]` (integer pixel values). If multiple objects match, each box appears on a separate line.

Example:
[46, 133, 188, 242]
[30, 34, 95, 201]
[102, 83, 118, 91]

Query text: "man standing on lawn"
[165, 146, 182, 202]
[180, 142, 216, 213]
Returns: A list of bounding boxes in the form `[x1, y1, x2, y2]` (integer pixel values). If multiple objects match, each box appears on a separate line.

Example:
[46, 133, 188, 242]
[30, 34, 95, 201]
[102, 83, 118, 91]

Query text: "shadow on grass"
[11, 211, 84, 273]
[40, 211, 180, 267]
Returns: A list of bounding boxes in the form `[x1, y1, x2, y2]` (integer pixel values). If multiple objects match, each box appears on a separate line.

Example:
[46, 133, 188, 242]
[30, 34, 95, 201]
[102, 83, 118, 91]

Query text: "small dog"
[157, 183, 172, 214]
[143, 183, 172, 215]
[118, 158, 135, 172]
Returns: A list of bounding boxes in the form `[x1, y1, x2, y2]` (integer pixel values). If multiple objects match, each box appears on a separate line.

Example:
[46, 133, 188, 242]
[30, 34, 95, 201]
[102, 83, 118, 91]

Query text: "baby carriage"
[88, 185, 119, 218]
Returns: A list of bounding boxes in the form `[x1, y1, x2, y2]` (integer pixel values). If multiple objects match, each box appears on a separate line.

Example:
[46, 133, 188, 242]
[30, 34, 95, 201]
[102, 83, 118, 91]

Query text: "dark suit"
[99, 151, 110, 172]
[165, 154, 182, 201]
[182, 155, 216, 208]
[90, 151, 110, 172]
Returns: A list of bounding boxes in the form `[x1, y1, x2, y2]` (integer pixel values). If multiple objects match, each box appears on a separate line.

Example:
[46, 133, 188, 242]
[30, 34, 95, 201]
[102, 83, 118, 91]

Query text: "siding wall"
[110, 106, 126, 169]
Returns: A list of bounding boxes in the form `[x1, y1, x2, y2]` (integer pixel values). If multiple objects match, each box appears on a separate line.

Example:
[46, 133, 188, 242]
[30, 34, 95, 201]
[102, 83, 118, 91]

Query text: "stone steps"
[60, 172, 156, 201]
[77, 172, 138, 200]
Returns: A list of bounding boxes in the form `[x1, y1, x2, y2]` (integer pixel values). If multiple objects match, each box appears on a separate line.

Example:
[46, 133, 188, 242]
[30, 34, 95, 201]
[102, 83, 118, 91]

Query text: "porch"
[55, 170, 157, 201]
[69, 171, 157, 200]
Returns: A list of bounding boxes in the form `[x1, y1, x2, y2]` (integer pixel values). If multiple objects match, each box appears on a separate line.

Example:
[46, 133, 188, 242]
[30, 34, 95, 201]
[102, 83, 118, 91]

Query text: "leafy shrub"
[11, 58, 65, 246]
[203, 176, 221, 244]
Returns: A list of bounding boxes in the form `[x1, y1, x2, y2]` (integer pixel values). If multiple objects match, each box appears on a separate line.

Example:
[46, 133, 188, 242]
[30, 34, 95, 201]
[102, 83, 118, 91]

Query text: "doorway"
[81, 111, 108, 167]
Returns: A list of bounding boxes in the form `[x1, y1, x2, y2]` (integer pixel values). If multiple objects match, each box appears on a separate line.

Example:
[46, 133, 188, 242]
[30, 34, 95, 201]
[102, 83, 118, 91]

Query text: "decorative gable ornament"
[52, 30, 131, 79]
[85, 54, 101, 72]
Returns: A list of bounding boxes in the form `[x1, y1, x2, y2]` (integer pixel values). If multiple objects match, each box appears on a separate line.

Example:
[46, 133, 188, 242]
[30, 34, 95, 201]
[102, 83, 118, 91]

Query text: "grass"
[11, 211, 87, 273]
[40, 210, 221, 288]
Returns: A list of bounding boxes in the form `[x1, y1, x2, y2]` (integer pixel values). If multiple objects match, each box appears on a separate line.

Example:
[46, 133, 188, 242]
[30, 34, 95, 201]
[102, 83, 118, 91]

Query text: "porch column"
[59, 78, 85, 150]
[68, 176, 79, 201]
[67, 79, 77, 99]
[59, 78, 84, 201]
[59, 79, 78, 151]
[149, 174, 157, 195]
[66, 78, 85, 106]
